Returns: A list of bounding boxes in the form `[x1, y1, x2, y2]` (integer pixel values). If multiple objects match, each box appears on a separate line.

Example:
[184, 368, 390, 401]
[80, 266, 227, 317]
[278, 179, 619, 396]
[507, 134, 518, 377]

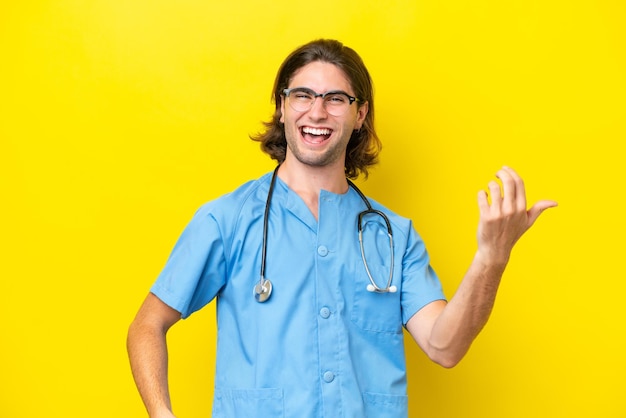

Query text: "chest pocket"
[351, 260, 403, 334]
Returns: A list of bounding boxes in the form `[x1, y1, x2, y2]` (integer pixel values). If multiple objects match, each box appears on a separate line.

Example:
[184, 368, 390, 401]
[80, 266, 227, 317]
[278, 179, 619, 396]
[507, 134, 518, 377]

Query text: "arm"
[407, 166, 557, 368]
[127, 293, 182, 418]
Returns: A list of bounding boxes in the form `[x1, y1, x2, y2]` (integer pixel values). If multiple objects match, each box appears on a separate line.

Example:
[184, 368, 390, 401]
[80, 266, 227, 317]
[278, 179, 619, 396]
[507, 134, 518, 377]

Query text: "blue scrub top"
[151, 171, 446, 418]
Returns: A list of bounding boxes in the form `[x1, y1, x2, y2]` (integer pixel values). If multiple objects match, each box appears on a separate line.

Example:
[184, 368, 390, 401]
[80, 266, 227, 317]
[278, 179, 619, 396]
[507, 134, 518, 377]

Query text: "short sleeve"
[400, 223, 447, 325]
[150, 204, 227, 319]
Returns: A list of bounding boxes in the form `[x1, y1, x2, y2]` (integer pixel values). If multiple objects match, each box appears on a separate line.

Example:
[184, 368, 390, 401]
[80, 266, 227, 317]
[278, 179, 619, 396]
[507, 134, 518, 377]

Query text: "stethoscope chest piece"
[254, 279, 273, 303]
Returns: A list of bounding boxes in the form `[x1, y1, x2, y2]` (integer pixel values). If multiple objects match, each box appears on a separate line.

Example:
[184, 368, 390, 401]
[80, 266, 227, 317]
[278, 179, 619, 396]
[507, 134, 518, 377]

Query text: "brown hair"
[250, 39, 381, 179]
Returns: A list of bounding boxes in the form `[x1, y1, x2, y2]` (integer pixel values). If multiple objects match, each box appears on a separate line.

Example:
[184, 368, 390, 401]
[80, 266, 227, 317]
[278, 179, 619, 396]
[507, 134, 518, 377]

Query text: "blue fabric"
[151, 171, 446, 418]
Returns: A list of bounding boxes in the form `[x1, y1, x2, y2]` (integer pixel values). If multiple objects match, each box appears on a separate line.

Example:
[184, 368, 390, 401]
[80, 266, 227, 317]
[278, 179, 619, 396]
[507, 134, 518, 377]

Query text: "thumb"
[527, 200, 558, 227]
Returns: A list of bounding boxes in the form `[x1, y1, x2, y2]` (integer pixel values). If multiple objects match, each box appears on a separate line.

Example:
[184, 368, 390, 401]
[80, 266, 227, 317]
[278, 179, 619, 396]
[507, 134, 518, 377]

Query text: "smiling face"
[279, 61, 368, 172]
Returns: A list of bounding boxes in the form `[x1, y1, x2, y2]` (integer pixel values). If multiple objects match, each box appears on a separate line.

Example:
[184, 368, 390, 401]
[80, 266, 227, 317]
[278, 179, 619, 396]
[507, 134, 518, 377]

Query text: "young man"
[127, 39, 557, 418]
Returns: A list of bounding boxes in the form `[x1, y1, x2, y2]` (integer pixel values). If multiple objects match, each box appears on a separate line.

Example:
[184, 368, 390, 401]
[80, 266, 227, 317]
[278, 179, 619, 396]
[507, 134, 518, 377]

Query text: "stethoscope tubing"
[255, 166, 396, 302]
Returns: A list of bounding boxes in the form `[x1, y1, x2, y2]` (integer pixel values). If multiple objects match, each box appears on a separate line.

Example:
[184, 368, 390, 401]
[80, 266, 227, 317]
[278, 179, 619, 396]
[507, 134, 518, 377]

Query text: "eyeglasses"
[283, 87, 361, 116]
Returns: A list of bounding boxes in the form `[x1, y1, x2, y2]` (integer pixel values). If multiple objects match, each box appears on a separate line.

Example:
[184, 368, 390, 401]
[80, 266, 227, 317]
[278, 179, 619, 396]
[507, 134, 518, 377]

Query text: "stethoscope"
[254, 166, 396, 303]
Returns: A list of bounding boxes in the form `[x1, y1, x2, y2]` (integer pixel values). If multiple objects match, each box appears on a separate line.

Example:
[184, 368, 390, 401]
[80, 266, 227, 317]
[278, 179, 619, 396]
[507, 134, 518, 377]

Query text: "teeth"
[302, 127, 331, 136]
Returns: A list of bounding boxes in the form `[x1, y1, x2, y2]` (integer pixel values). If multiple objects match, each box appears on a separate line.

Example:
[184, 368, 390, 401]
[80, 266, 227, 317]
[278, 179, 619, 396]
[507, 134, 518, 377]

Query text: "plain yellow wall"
[1, 1, 624, 417]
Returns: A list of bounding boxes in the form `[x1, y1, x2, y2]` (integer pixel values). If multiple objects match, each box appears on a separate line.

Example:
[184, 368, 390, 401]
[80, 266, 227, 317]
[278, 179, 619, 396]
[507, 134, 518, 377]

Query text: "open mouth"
[301, 126, 332, 144]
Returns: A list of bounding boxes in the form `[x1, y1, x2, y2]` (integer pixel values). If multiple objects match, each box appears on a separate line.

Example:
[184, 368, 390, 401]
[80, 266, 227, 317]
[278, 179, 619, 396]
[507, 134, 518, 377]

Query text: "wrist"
[149, 407, 176, 418]
[474, 248, 509, 272]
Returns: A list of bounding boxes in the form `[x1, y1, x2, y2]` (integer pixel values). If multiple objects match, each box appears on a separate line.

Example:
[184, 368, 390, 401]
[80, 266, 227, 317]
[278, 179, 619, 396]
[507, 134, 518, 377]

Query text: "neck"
[277, 160, 349, 220]
[278, 160, 348, 194]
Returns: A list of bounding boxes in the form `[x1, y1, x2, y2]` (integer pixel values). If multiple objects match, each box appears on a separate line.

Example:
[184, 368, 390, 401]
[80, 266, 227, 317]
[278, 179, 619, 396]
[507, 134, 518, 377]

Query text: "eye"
[290, 88, 314, 101]
[294, 92, 313, 100]
[326, 94, 348, 104]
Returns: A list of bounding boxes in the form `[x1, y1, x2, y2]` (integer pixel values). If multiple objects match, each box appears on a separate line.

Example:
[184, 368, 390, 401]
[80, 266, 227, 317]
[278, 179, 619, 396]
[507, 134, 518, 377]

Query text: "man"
[127, 39, 557, 417]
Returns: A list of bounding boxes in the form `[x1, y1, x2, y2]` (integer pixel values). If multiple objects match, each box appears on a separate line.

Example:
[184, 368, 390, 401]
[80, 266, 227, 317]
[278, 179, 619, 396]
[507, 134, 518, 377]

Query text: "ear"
[355, 101, 369, 130]
[279, 95, 285, 123]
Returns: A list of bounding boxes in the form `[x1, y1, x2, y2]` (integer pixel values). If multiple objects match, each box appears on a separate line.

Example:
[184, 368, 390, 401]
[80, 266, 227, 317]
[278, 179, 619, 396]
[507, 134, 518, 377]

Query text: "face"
[280, 61, 368, 171]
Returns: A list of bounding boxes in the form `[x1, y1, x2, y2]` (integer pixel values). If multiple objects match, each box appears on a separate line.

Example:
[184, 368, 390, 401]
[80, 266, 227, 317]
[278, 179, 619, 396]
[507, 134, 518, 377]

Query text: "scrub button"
[323, 371, 335, 383]
[319, 307, 331, 319]
[317, 246, 329, 257]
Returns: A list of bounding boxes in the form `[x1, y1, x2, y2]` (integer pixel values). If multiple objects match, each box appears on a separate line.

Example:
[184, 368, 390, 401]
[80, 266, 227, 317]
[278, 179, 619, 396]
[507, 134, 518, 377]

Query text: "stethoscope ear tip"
[366, 284, 397, 293]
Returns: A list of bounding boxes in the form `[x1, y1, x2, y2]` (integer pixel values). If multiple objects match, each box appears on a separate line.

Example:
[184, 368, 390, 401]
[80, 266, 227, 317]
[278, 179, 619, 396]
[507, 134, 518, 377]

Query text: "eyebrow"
[289, 86, 353, 96]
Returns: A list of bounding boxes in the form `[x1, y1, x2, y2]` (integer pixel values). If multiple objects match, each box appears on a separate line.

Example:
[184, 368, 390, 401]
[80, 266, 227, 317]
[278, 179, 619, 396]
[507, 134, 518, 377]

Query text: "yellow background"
[1, 1, 624, 417]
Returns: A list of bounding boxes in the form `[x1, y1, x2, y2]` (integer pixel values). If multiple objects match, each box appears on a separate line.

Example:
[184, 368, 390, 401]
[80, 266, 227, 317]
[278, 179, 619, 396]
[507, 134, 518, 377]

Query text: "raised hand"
[476, 166, 557, 265]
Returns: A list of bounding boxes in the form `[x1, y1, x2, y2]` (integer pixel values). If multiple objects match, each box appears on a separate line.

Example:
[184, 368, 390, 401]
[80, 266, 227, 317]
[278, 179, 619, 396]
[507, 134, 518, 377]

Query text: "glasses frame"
[283, 87, 361, 116]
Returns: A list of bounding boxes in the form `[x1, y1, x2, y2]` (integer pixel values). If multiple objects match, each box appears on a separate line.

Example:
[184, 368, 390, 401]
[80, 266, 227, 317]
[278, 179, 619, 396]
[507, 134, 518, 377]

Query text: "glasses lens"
[288, 88, 314, 112]
[286, 88, 354, 116]
[323, 93, 350, 116]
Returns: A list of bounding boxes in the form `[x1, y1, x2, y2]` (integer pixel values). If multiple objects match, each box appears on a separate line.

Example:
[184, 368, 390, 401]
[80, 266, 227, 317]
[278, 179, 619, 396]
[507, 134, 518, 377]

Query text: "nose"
[307, 96, 329, 119]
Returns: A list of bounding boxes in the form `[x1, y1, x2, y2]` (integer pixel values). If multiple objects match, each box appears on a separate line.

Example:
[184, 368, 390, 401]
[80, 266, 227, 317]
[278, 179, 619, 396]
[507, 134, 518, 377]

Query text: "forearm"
[127, 320, 175, 417]
[427, 251, 507, 367]
[409, 167, 556, 368]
